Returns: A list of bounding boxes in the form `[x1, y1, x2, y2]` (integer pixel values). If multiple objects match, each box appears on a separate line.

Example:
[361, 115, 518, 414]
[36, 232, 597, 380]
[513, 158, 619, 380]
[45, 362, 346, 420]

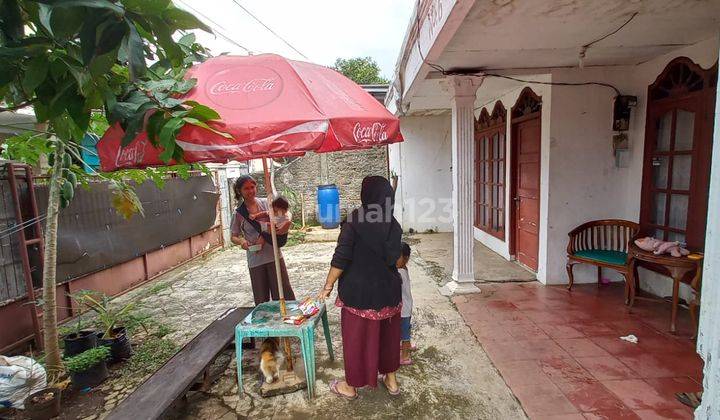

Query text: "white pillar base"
[439, 280, 481, 296]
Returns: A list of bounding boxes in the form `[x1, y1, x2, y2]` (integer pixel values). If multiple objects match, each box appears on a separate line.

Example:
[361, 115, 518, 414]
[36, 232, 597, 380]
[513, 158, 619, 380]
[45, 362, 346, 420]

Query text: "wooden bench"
[566, 219, 639, 303]
[106, 306, 253, 420]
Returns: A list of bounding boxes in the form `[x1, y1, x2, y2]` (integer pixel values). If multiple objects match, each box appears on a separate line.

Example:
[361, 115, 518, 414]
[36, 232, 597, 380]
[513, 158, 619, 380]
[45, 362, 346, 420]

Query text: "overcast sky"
[177, 0, 416, 80]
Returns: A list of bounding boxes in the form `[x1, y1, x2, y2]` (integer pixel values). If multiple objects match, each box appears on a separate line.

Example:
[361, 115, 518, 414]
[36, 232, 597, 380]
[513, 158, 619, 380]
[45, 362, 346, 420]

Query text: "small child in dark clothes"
[250, 196, 292, 246]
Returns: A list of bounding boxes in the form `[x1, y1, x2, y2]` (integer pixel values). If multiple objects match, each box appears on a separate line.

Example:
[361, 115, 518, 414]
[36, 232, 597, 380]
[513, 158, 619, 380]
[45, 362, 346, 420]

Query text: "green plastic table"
[234, 300, 334, 398]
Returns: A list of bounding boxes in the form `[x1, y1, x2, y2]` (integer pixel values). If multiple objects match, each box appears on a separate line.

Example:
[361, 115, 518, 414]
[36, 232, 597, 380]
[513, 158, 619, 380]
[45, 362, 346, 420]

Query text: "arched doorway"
[510, 87, 542, 271]
[641, 57, 717, 250]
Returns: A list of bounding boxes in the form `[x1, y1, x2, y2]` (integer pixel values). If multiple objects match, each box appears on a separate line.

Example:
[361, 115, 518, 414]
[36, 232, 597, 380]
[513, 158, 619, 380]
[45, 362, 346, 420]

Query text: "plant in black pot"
[71, 291, 136, 363]
[60, 318, 97, 358]
[23, 387, 61, 420]
[65, 346, 111, 390]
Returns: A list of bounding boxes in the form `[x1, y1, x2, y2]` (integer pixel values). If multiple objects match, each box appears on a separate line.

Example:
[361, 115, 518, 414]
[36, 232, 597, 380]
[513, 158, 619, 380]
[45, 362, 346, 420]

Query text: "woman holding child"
[318, 175, 404, 398]
[231, 175, 295, 305]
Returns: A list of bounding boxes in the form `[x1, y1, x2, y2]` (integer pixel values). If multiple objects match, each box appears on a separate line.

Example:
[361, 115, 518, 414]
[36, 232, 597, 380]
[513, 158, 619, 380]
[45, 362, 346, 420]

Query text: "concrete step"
[304, 227, 340, 242]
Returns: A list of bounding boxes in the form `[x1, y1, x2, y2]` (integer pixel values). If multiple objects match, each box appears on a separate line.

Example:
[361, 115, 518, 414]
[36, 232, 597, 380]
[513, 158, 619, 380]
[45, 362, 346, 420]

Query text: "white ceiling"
[442, 0, 720, 70]
[403, 0, 720, 114]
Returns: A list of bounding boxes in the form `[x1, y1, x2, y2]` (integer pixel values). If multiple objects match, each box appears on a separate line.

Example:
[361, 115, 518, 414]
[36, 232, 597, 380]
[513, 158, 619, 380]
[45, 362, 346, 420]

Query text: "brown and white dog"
[259, 338, 283, 384]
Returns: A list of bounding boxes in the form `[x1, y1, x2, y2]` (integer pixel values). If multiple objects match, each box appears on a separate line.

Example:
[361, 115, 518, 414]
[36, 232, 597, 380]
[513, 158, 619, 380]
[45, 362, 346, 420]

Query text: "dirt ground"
[58, 234, 527, 419]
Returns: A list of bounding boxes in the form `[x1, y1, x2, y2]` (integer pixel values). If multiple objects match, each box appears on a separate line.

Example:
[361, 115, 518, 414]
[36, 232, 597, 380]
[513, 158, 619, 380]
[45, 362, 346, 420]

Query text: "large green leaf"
[0, 0, 24, 41]
[183, 101, 220, 121]
[96, 21, 128, 56]
[122, 0, 170, 15]
[123, 21, 146, 80]
[49, 6, 86, 39]
[162, 7, 211, 33]
[148, 16, 182, 66]
[45, 0, 124, 15]
[89, 50, 117, 78]
[157, 117, 184, 162]
[38, 4, 53, 35]
[22, 55, 49, 94]
[79, 11, 108, 64]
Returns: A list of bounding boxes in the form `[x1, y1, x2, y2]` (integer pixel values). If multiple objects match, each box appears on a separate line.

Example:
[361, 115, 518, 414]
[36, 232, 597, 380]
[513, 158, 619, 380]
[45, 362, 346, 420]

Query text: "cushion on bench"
[573, 250, 628, 266]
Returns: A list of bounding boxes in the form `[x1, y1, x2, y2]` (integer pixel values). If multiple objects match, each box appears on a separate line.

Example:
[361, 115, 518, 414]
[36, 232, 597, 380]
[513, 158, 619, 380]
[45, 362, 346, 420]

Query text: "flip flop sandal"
[380, 374, 401, 396]
[329, 379, 358, 400]
[400, 357, 413, 366]
[676, 391, 702, 408]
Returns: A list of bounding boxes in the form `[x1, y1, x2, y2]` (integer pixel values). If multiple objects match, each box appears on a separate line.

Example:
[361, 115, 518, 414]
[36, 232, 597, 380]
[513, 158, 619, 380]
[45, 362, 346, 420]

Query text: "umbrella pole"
[262, 158, 294, 372]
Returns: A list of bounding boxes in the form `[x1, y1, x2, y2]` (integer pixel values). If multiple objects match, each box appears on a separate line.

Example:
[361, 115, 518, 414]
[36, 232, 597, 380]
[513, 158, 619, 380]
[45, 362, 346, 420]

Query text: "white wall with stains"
[390, 115, 454, 233]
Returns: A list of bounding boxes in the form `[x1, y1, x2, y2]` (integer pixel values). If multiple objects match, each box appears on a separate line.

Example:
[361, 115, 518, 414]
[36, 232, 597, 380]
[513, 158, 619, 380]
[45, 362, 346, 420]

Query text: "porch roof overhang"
[386, 0, 720, 116]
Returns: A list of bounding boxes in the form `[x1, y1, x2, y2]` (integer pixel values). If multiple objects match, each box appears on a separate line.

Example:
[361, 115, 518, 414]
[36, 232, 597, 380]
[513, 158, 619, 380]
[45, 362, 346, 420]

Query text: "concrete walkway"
[103, 239, 526, 419]
[410, 233, 536, 283]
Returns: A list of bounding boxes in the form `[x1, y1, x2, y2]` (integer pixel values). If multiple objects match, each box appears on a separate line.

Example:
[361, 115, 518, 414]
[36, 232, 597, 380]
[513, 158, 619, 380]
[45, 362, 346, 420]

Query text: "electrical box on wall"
[613, 133, 630, 168]
[612, 95, 637, 131]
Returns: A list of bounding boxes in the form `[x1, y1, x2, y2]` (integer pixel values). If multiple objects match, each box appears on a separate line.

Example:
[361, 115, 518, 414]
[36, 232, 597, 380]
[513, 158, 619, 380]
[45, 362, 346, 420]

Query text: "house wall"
[389, 115, 453, 232]
[468, 38, 718, 288]
[541, 37, 718, 294]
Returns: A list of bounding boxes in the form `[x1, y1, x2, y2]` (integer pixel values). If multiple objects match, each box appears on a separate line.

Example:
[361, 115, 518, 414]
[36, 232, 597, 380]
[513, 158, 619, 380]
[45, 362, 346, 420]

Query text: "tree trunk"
[42, 145, 64, 378]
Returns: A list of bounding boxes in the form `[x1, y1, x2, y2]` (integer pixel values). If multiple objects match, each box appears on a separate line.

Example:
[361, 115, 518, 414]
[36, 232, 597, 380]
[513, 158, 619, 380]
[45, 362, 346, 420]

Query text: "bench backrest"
[567, 219, 640, 255]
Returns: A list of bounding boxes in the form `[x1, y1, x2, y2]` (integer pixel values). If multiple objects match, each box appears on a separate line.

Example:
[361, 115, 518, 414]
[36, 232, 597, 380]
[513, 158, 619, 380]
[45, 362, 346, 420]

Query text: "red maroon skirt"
[341, 308, 401, 388]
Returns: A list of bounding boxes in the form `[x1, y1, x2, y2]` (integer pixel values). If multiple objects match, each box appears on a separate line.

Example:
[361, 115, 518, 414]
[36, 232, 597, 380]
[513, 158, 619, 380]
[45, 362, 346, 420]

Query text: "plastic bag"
[0, 355, 47, 409]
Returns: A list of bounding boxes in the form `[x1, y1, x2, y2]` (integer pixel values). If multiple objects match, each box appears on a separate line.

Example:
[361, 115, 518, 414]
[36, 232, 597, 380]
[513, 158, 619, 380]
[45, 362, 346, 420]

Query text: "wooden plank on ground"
[106, 306, 253, 420]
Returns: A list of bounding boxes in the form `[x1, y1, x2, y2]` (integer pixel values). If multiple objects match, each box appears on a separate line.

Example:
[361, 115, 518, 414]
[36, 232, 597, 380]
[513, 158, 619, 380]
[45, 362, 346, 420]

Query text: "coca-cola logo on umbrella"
[352, 122, 388, 144]
[116, 138, 148, 167]
[205, 65, 283, 110]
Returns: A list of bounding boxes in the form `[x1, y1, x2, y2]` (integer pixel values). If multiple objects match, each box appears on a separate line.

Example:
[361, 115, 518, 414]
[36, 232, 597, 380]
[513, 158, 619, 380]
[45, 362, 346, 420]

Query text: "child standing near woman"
[398, 242, 415, 365]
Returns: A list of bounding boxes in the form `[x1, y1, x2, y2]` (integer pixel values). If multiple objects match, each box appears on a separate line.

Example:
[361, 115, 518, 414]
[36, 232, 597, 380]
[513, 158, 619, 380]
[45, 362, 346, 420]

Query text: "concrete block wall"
[273, 147, 389, 223]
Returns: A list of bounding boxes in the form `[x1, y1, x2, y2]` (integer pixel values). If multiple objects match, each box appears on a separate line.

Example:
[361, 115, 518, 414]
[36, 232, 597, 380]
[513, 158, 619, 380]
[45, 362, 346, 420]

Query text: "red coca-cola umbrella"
[98, 54, 402, 171]
[98, 54, 402, 373]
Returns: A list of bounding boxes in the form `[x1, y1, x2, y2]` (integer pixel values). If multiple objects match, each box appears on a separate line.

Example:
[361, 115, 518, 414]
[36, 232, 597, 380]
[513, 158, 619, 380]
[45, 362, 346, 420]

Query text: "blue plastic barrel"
[317, 184, 340, 229]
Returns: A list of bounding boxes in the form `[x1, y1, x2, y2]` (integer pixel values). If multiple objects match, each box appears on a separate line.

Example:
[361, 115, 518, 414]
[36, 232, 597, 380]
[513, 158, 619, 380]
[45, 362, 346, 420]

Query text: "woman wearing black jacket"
[318, 176, 403, 399]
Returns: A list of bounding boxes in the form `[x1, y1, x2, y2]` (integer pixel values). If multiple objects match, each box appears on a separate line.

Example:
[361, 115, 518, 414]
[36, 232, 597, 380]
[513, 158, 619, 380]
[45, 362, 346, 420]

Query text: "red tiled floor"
[493, 359, 557, 389]
[634, 409, 692, 419]
[616, 353, 703, 379]
[582, 409, 641, 419]
[537, 323, 586, 339]
[555, 380, 630, 413]
[454, 282, 704, 419]
[601, 379, 687, 411]
[534, 415, 586, 420]
[589, 335, 647, 357]
[512, 383, 580, 417]
[539, 357, 595, 384]
[575, 356, 637, 381]
[556, 338, 612, 358]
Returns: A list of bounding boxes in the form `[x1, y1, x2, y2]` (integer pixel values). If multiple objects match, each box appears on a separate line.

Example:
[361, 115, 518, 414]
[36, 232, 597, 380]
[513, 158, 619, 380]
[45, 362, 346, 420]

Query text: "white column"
[441, 75, 482, 296]
[696, 42, 720, 419]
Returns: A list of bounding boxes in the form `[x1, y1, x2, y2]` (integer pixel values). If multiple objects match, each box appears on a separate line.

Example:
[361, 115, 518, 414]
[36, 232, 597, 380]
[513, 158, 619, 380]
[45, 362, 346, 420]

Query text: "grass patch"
[147, 281, 171, 295]
[121, 336, 179, 378]
[285, 229, 307, 247]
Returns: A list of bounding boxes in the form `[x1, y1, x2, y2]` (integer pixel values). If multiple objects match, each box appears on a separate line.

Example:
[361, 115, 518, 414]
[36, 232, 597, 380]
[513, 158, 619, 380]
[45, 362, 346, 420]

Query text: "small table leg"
[235, 330, 244, 397]
[321, 310, 334, 361]
[670, 277, 680, 333]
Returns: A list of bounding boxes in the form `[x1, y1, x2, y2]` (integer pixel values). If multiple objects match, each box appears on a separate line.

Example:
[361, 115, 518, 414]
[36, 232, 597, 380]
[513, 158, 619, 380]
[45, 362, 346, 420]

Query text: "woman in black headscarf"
[318, 176, 403, 399]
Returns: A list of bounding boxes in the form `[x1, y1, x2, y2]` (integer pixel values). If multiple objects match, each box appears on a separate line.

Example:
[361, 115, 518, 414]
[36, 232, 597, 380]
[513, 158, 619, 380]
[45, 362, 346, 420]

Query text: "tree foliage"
[0, 0, 221, 376]
[333, 56, 389, 85]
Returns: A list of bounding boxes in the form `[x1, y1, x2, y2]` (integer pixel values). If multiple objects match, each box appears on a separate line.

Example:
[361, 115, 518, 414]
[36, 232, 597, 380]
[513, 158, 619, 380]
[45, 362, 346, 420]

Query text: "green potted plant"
[71, 291, 135, 363]
[65, 347, 111, 389]
[23, 387, 61, 420]
[60, 318, 97, 357]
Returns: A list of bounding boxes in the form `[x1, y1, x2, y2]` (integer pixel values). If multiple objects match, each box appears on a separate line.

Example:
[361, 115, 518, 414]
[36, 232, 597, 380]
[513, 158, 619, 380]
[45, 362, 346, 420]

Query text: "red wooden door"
[513, 117, 541, 271]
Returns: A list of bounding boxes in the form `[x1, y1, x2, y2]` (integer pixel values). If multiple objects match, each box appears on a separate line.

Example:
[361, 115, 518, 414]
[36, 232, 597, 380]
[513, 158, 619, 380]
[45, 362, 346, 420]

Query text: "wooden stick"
[261, 158, 294, 372]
